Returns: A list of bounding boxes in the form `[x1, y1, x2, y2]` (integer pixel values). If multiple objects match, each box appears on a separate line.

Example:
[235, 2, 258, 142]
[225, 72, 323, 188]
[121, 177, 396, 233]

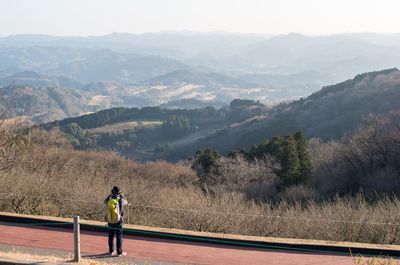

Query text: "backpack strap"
[118, 195, 123, 216]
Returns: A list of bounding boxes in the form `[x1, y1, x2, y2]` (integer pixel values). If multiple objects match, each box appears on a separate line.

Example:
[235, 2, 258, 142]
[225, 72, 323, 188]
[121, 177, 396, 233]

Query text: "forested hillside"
[3, 102, 400, 245]
[0, 84, 92, 123]
[163, 68, 400, 160]
[39, 68, 400, 162]
[41, 100, 267, 159]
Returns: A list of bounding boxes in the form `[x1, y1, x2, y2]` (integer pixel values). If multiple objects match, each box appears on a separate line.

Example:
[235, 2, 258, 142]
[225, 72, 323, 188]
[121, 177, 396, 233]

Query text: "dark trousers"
[108, 225, 123, 254]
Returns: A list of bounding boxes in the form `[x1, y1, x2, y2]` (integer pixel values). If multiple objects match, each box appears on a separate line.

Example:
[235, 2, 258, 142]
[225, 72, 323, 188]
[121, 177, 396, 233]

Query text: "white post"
[73, 215, 81, 262]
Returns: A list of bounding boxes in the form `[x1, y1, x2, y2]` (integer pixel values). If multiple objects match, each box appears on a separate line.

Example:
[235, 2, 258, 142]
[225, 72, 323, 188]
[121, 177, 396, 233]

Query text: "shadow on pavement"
[82, 252, 113, 259]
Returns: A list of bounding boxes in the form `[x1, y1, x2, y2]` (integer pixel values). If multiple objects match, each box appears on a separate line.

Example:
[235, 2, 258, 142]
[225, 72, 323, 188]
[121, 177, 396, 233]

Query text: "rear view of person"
[104, 186, 128, 256]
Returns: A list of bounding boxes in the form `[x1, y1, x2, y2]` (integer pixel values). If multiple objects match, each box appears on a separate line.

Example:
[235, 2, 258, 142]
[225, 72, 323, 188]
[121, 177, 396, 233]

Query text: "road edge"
[1, 211, 399, 257]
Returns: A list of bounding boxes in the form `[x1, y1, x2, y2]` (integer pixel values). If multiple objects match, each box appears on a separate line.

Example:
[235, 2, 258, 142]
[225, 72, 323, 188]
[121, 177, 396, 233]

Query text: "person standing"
[104, 186, 128, 256]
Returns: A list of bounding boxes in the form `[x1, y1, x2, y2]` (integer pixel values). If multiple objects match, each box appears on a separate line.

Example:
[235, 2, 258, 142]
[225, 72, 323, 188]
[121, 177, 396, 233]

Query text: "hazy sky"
[1, 0, 400, 37]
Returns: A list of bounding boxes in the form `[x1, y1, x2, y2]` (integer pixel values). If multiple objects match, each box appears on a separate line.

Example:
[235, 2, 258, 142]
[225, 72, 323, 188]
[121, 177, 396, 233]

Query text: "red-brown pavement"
[0, 223, 355, 265]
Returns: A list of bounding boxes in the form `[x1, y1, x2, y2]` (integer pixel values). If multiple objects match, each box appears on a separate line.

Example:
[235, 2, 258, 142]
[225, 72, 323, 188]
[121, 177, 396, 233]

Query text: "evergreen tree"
[266, 136, 284, 159]
[280, 135, 301, 186]
[192, 149, 221, 193]
[193, 149, 221, 175]
[294, 131, 312, 183]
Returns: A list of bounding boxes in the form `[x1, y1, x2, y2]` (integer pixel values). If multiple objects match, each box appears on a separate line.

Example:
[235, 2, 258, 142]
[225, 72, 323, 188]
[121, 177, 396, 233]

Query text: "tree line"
[192, 131, 312, 193]
[43, 106, 226, 130]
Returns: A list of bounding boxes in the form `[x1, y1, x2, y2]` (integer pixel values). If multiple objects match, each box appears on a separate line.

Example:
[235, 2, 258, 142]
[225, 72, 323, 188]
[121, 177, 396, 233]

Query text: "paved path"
[0, 222, 355, 265]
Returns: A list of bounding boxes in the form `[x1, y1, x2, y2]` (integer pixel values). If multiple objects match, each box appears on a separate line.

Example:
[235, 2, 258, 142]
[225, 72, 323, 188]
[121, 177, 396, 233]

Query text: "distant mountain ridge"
[0, 69, 258, 122]
[159, 68, 400, 160]
[2, 32, 400, 125]
[139, 70, 253, 87]
[1, 32, 400, 87]
[35, 68, 400, 162]
[0, 46, 194, 84]
[0, 84, 92, 123]
[0, 70, 85, 88]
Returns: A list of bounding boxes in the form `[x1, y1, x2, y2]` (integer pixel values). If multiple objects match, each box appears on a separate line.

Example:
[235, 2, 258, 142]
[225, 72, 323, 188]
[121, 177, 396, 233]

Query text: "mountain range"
[1, 32, 400, 121]
[38, 68, 400, 161]
[160, 68, 400, 160]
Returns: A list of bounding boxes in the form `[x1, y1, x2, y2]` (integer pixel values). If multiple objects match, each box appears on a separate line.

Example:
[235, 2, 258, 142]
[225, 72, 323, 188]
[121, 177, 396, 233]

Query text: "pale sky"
[1, 0, 399, 37]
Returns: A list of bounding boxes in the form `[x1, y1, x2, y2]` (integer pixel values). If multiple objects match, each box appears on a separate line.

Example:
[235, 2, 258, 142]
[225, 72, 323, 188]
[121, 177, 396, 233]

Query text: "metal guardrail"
[0, 192, 398, 227]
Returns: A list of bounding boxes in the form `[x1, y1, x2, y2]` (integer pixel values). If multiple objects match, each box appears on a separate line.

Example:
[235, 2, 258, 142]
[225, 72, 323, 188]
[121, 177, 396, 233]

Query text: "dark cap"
[111, 186, 121, 194]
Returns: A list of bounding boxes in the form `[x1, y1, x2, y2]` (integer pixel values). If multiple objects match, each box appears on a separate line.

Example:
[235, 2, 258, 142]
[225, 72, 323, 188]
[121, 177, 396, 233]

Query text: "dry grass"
[354, 255, 400, 265]
[88, 95, 110, 106]
[0, 116, 31, 128]
[0, 249, 112, 265]
[88, 120, 162, 134]
[1, 128, 400, 245]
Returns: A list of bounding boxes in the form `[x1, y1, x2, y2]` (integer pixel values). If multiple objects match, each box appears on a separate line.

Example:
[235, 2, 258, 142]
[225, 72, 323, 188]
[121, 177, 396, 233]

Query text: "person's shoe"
[117, 252, 127, 257]
[109, 251, 116, 256]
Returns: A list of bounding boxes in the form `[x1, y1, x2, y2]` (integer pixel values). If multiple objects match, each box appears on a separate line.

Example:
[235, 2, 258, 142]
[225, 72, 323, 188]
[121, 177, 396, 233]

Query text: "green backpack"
[107, 197, 121, 224]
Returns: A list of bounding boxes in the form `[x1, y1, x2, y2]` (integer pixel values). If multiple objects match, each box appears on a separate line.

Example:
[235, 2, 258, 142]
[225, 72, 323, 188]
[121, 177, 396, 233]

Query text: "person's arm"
[104, 195, 110, 205]
[120, 195, 128, 206]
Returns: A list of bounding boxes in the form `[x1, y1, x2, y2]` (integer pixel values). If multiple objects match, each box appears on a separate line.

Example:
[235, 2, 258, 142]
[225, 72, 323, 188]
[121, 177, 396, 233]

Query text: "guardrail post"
[73, 215, 81, 262]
